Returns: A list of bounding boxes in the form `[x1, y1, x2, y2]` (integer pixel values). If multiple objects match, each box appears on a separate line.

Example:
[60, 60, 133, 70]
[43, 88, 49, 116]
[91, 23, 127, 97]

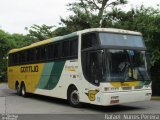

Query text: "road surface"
[0, 83, 160, 120]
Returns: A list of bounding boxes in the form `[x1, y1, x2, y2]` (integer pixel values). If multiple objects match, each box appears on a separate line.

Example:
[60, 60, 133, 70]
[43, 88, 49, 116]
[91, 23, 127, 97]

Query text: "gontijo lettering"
[20, 65, 38, 72]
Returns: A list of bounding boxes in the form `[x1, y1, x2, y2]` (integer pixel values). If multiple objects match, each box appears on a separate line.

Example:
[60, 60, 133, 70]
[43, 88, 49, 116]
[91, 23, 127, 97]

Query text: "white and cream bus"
[8, 28, 152, 107]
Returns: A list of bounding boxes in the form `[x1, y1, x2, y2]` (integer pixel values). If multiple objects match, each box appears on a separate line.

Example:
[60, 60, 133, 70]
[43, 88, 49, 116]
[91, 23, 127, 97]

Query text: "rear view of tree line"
[0, 0, 160, 95]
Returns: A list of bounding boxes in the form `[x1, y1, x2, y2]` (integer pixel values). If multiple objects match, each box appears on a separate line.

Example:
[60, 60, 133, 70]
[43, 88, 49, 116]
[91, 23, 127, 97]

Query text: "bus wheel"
[68, 87, 82, 107]
[15, 82, 20, 96]
[20, 83, 28, 97]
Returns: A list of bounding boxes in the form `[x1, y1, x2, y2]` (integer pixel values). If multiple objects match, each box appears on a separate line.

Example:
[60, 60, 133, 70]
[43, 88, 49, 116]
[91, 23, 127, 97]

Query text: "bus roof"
[78, 28, 142, 35]
[8, 28, 142, 54]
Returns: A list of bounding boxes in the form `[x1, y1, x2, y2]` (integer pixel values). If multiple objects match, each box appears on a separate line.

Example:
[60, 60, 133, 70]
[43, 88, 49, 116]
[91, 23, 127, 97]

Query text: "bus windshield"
[103, 49, 150, 82]
[99, 32, 145, 48]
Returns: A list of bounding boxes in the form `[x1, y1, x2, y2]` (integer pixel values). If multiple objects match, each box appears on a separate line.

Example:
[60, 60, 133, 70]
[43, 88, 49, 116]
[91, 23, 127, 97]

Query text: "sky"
[0, 0, 160, 34]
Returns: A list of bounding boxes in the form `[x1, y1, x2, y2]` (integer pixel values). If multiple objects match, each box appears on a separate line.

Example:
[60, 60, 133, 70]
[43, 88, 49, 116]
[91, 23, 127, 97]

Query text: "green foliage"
[52, 27, 71, 36]
[0, 29, 34, 81]
[0, 29, 16, 81]
[11, 34, 33, 48]
[61, 0, 128, 29]
[0, 30, 16, 59]
[26, 24, 55, 41]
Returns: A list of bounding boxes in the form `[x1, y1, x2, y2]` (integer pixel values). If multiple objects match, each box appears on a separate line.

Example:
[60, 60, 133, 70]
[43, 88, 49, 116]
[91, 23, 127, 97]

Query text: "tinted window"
[99, 33, 145, 48]
[35, 48, 41, 61]
[40, 47, 47, 60]
[48, 44, 54, 59]
[54, 43, 61, 59]
[62, 41, 70, 57]
[82, 33, 97, 49]
[27, 49, 35, 62]
[8, 54, 12, 66]
[8, 37, 79, 66]
[20, 51, 26, 64]
[81, 51, 103, 86]
[70, 40, 78, 57]
[15, 54, 19, 64]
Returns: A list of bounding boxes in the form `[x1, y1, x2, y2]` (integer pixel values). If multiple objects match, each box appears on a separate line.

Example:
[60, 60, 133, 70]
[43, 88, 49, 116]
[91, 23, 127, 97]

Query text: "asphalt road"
[0, 83, 160, 120]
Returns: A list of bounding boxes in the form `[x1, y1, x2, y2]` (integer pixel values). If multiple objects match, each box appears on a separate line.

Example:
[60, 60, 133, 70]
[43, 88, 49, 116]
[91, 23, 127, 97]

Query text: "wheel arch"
[20, 81, 25, 86]
[67, 84, 77, 99]
[15, 81, 19, 89]
[67, 84, 83, 107]
[20, 81, 27, 92]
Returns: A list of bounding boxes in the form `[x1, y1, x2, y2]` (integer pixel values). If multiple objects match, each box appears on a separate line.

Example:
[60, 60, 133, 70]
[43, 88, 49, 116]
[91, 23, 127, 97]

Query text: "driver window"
[82, 50, 104, 86]
[88, 52, 102, 85]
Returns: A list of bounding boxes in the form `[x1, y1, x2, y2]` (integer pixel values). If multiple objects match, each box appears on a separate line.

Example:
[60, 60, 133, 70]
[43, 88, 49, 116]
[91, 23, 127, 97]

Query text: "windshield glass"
[103, 49, 150, 82]
[99, 33, 145, 48]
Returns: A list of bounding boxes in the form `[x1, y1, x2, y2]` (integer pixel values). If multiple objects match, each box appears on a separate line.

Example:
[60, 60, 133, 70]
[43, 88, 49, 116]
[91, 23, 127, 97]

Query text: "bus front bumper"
[99, 90, 152, 106]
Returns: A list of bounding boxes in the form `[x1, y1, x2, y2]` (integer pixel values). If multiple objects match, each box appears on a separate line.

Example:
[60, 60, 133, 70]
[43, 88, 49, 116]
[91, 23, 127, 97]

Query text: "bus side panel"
[8, 64, 44, 93]
[8, 66, 19, 90]
[34, 60, 75, 99]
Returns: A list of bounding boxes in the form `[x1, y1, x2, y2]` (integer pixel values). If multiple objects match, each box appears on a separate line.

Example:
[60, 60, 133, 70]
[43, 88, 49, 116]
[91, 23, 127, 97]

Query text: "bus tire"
[15, 82, 21, 96]
[20, 83, 28, 97]
[67, 86, 82, 108]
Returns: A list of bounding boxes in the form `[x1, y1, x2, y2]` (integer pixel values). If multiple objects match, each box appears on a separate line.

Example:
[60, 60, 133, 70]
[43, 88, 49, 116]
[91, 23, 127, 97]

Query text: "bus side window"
[89, 52, 100, 85]
[8, 54, 12, 66]
[21, 51, 26, 64]
[48, 44, 54, 59]
[16, 53, 20, 65]
[82, 33, 97, 49]
[82, 51, 102, 86]
[62, 41, 70, 58]
[54, 43, 61, 59]
[35, 46, 47, 61]
[27, 49, 35, 62]
[40, 46, 47, 60]
[35, 47, 41, 61]
[70, 39, 78, 57]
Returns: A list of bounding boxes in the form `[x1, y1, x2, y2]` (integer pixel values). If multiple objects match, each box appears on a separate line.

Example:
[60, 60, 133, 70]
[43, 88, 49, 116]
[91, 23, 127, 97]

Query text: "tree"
[52, 27, 71, 36]
[26, 24, 55, 41]
[0, 29, 34, 82]
[11, 33, 33, 48]
[60, 0, 127, 31]
[0, 30, 16, 59]
[0, 30, 16, 81]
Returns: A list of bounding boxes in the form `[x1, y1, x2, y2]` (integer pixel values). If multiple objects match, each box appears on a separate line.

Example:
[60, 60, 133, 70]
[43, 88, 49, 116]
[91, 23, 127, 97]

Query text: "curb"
[151, 96, 160, 100]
